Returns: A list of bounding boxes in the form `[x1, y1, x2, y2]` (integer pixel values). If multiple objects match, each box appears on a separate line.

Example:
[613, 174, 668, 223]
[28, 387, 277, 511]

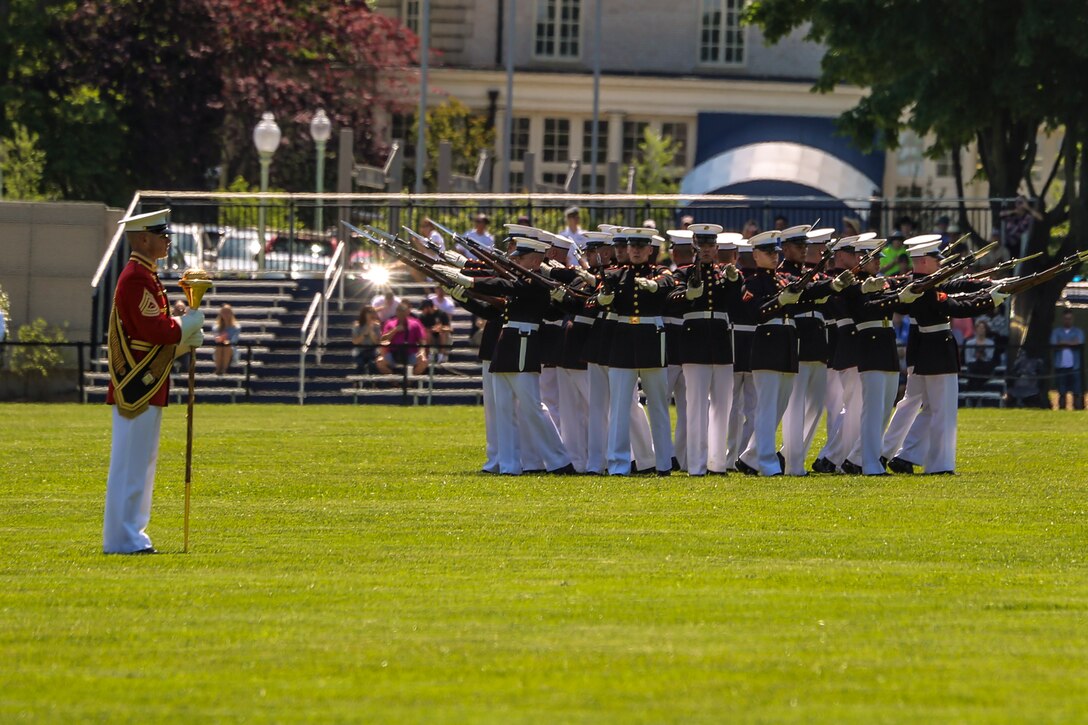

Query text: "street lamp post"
[253, 112, 282, 272]
[309, 109, 332, 235]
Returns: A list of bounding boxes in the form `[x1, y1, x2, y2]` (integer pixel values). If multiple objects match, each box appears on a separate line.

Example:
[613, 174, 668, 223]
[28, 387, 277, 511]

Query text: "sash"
[108, 305, 176, 418]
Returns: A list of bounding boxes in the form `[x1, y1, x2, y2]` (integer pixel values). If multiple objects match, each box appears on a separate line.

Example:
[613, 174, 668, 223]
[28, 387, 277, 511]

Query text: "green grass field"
[1, 403, 1086, 722]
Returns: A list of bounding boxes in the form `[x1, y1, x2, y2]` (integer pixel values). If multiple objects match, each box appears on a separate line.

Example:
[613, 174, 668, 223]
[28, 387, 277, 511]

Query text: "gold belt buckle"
[882, 319, 890, 328]
[629, 315, 640, 324]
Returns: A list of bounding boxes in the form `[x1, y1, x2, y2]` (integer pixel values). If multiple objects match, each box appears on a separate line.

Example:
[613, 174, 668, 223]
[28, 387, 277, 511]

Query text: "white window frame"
[402, 0, 420, 34]
[533, 0, 583, 61]
[698, 0, 747, 68]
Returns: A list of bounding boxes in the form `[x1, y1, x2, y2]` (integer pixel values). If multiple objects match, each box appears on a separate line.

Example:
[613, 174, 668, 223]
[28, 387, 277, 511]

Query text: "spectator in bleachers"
[417, 299, 452, 363]
[741, 219, 760, 239]
[976, 306, 1009, 360]
[213, 304, 241, 375]
[418, 218, 446, 252]
[933, 215, 953, 246]
[680, 215, 694, 230]
[376, 302, 428, 376]
[1051, 309, 1085, 410]
[428, 285, 457, 317]
[351, 305, 382, 373]
[951, 315, 975, 346]
[999, 195, 1043, 257]
[963, 320, 997, 392]
[880, 230, 908, 275]
[371, 290, 400, 323]
[461, 213, 493, 251]
[773, 214, 788, 231]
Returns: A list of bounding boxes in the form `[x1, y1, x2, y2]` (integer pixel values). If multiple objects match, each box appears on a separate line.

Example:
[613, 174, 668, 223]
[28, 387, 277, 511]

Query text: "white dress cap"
[119, 208, 171, 233]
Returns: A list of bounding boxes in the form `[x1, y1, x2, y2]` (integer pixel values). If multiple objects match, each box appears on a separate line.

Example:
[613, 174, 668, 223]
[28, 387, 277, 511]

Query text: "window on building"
[541, 171, 568, 188]
[543, 118, 570, 162]
[535, 0, 581, 59]
[622, 121, 649, 164]
[935, 150, 956, 178]
[582, 120, 608, 164]
[509, 171, 526, 191]
[662, 122, 689, 166]
[402, 0, 420, 33]
[581, 174, 606, 193]
[391, 113, 415, 157]
[699, 0, 746, 66]
[896, 131, 924, 178]
[509, 117, 530, 162]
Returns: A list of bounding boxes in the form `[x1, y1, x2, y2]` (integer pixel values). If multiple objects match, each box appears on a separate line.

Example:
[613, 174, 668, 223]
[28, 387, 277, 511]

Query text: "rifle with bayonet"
[993, 249, 1088, 295]
[962, 252, 1043, 280]
[426, 217, 590, 299]
[905, 241, 999, 294]
[342, 221, 507, 306]
[937, 233, 972, 266]
[758, 239, 840, 313]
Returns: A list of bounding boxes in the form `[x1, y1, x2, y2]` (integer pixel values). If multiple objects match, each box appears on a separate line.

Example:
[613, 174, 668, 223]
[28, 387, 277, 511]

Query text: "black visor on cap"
[627, 238, 651, 247]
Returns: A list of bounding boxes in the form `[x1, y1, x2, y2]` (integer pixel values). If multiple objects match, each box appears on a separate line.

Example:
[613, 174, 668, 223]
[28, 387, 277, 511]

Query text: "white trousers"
[103, 405, 163, 553]
[557, 367, 590, 472]
[540, 366, 561, 430]
[882, 368, 925, 462]
[740, 370, 795, 476]
[667, 365, 687, 469]
[855, 371, 899, 474]
[587, 363, 611, 474]
[915, 374, 958, 473]
[683, 363, 733, 475]
[481, 367, 501, 473]
[726, 371, 756, 469]
[780, 361, 827, 476]
[492, 372, 570, 474]
[607, 367, 672, 474]
[818, 368, 844, 463]
[819, 368, 861, 468]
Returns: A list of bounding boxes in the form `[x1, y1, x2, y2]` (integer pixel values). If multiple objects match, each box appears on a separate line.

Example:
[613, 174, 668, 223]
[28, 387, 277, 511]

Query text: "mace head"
[179, 268, 214, 308]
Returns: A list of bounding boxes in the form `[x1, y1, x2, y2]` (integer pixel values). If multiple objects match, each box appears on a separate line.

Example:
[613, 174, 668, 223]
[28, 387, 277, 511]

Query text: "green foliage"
[0, 123, 55, 201]
[0, 283, 10, 323]
[217, 175, 300, 233]
[0, 404, 1087, 719]
[634, 128, 680, 194]
[409, 98, 495, 191]
[8, 318, 67, 377]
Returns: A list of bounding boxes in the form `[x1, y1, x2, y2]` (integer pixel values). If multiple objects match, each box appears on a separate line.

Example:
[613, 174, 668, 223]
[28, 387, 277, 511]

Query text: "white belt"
[762, 317, 796, 327]
[663, 316, 683, 326]
[605, 312, 619, 321]
[613, 315, 663, 325]
[573, 315, 595, 325]
[683, 311, 730, 322]
[732, 324, 757, 333]
[503, 321, 539, 333]
[836, 318, 854, 328]
[795, 311, 824, 321]
[544, 319, 563, 327]
[918, 322, 951, 333]
[856, 320, 892, 331]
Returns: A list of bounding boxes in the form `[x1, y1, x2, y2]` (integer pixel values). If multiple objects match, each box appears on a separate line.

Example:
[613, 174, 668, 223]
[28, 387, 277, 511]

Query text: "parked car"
[264, 232, 333, 273]
[157, 223, 203, 276]
[213, 229, 262, 273]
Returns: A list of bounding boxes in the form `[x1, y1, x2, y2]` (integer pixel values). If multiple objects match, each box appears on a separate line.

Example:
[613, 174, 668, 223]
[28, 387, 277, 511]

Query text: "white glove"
[433, 264, 474, 288]
[576, 269, 596, 286]
[861, 276, 886, 293]
[597, 292, 615, 306]
[448, 285, 468, 303]
[174, 343, 192, 360]
[544, 259, 565, 270]
[724, 264, 739, 282]
[175, 310, 204, 342]
[898, 286, 922, 304]
[634, 277, 658, 292]
[441, 250, 468, 268]
[831, 270, 856, 292]
[777, 288, 802, 306]
[989, 285, 1010, 306]
[684, 281, 704, 300]
[549, 287, 567, 303]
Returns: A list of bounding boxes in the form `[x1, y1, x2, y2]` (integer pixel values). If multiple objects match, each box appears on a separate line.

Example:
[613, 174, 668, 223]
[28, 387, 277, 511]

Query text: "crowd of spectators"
[353, 287, 455, 375]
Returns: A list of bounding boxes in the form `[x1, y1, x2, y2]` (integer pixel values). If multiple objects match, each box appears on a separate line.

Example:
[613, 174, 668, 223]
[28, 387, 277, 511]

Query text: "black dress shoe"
[634, 466, 656, 475]
[887, 456, 916, 474]
[880, 456, 889, 469]
[524, 469, 545, 474]
[776, 451, 786, 470]
[128, 547, 158, 555]
[655, 469, 672, 477]
[811, 457, 836, 474]
[866, 472, 892, 477]
[927, 470, 956, 476]
[671, 456, 681, 471]
[548, 463, 577, 475]
[735, 459, 759, 476]
[708, 469, 729, 476]
[841, 460, 863, 475]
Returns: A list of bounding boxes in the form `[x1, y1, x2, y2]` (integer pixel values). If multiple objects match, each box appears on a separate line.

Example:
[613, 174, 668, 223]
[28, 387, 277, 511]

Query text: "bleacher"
[83, 270, 485, 405]
[958, 364, 1007, 407]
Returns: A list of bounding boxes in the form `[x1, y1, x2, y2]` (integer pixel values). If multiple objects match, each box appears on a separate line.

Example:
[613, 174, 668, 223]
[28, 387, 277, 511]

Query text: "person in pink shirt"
[376, 302, 428, 375]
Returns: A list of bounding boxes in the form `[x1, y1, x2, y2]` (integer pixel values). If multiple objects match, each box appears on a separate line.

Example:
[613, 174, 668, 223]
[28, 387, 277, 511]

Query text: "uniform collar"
[129, 251, 157, 272]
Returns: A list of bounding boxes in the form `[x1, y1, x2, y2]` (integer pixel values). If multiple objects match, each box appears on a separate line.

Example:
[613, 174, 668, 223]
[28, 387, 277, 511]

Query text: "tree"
[408, 98, 495, 191]
[0, 124, 55, 200]
[745, 0, 1088, 353]
[635, 129, 681, 194]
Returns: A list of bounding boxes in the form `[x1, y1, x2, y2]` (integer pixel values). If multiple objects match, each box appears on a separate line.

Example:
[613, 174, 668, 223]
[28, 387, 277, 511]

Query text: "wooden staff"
[179, 269, 213, 553]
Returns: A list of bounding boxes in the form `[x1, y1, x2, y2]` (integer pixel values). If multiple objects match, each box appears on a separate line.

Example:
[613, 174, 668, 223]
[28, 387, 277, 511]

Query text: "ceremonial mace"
[179, 269, 213, 553]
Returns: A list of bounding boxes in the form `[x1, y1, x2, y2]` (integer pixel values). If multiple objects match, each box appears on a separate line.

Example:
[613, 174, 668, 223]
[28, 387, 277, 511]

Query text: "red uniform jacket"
[106, 254, 182, 408]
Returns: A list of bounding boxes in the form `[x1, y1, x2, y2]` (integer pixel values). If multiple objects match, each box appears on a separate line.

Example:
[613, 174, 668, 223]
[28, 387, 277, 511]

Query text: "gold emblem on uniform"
[142, 372, 155, 385]
[629, 316, 640, 324]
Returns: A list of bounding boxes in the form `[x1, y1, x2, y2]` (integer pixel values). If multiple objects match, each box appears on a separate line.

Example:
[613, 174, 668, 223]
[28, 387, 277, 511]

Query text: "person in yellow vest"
[103, 209, 204, 554]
